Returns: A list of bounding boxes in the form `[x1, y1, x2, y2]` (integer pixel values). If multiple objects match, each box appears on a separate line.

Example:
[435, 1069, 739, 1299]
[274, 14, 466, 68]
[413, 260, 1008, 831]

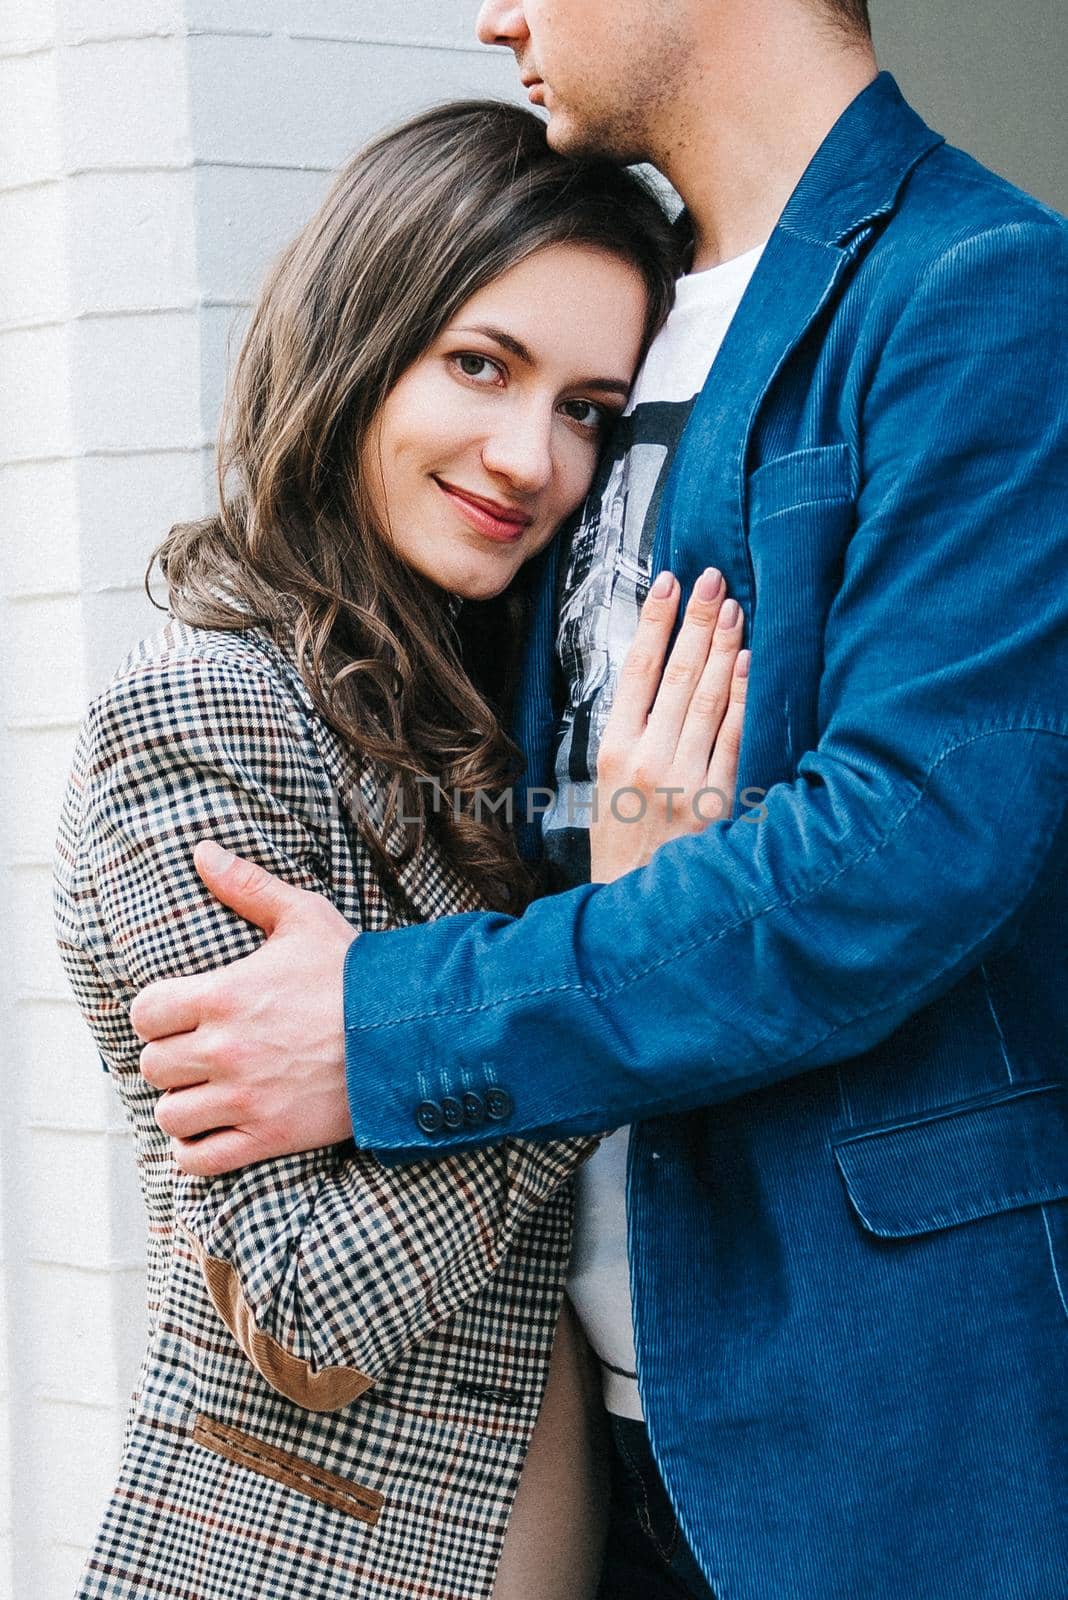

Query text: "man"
[134, 2, 1068, 1595]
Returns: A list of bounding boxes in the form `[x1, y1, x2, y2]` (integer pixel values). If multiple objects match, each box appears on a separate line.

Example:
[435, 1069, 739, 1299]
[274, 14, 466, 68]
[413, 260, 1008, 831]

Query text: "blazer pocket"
[747, 442, 854, 525]
[743, 444, 855, 777]
[192, 1414, 384, 1526]
[832, 1080, 1068, 1238]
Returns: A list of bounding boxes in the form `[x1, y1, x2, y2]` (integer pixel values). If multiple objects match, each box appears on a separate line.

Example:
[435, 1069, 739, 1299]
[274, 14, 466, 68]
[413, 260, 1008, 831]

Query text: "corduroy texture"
[54, 620, 596, 1599]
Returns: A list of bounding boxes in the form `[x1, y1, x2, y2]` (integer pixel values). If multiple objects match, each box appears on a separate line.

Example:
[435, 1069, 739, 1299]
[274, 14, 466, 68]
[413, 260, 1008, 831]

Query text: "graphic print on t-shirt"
[543, 395, 700, 889]
[555, 400, 695, 803]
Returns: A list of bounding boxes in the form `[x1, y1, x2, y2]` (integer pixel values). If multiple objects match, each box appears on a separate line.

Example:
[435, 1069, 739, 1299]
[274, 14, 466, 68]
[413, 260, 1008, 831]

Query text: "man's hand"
[132, 840, 356, 1176]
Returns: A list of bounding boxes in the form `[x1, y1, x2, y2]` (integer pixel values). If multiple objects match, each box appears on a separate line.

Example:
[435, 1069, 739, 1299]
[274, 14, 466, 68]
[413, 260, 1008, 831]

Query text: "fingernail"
[695, 568, 723, 602]
[736, 649, 751, 679]
[197, 840, 235, 873]
[651, 570, 675, 598]
[719, 599, 741, 628]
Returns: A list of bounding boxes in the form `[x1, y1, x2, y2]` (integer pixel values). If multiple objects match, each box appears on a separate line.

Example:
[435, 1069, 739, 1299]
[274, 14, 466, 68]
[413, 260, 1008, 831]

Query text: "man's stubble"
[540, 9, 690, 169]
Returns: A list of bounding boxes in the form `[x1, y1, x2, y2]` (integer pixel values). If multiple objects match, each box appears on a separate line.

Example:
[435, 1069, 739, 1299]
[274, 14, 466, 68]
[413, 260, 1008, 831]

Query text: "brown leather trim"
[178, 1220, 373, 1413]
[193, 1414, 384, 1525]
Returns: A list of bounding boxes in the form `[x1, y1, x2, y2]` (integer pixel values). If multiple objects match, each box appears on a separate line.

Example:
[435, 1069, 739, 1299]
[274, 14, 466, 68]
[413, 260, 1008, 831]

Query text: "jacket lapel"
[653, 230, 850, 614]
[512, 75, 944, 855]
[654, 74, 944, 604]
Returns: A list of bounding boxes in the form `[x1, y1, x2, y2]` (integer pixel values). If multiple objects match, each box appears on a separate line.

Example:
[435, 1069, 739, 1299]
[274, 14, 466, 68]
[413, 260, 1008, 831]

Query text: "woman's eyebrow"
[453, 324, 535, 363]
[451, 324, 632, 397]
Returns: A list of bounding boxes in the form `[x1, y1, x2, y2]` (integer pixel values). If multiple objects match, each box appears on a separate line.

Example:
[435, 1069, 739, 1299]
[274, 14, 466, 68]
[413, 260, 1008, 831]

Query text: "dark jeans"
[596, 1415, 718, 1600]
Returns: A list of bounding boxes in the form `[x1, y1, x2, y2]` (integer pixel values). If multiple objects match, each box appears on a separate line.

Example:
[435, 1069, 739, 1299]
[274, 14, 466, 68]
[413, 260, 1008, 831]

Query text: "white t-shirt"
[547, 242, 765, 1419]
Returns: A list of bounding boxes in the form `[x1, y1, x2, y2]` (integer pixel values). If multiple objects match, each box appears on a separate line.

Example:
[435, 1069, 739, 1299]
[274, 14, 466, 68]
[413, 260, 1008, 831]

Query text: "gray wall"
[873, 1, 1066, 215]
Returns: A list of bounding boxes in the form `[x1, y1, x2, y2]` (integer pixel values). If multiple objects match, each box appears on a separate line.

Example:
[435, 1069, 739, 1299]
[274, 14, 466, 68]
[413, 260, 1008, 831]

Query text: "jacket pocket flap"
[748, 443, 853, 524]
[833, 1081, 1068, 1239]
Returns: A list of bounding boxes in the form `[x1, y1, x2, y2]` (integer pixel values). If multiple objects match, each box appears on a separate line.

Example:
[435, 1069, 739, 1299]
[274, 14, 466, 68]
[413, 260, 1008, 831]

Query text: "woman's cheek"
[401, 363, 472, 440]
[559, 437, 600, 520]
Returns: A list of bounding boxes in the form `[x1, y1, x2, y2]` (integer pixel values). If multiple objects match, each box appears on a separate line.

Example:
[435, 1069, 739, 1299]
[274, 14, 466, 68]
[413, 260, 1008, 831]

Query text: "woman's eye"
[561, 398, 607, 433]
[451, 353, 503, 383]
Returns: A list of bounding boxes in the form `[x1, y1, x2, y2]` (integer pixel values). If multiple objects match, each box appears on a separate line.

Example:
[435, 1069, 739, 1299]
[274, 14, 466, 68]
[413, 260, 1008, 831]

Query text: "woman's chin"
[414, 536, 533, 600]
[444, 567, 517, 603]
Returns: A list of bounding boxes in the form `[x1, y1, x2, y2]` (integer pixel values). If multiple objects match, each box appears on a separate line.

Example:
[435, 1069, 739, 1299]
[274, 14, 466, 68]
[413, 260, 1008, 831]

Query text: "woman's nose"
[481, 408, 554, 495]
[475, 1, 528, 48]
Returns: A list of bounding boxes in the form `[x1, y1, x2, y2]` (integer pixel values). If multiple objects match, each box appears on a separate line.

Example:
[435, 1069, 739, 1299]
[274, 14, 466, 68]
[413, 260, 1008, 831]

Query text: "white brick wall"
[0, 5, 513, 1592]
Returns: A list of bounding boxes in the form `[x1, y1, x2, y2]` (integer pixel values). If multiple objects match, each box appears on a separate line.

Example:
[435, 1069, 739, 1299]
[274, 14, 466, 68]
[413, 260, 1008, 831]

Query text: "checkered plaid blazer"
[54, 620, 595, 1600]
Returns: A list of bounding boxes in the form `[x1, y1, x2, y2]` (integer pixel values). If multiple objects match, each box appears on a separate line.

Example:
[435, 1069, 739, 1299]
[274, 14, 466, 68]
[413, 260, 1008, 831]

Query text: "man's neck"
[652, 29, 878, 270]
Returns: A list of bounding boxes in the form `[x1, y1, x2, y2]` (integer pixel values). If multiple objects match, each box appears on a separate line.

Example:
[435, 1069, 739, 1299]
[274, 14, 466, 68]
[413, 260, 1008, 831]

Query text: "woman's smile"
[433, 476, 534, 543]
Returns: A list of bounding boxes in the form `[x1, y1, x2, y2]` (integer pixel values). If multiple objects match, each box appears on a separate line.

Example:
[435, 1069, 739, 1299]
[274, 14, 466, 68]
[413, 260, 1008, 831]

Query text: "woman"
[54, 101, 746, 1599]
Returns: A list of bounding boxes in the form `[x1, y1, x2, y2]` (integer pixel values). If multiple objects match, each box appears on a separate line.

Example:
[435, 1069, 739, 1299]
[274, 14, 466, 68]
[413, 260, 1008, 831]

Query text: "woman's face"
[362, 242, 649, 600]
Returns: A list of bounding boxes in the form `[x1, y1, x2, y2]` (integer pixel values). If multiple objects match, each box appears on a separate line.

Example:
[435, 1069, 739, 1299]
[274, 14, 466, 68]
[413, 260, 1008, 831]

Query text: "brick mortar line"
[1, 31, 494, 59]
[0, 302, 251, 336]
[1, 443, 214, 469]
[1, 160, 333, 195]
[27, 1256, 145, 1273]
[0, 28, 270, 59]
[5, 583, 163, 603]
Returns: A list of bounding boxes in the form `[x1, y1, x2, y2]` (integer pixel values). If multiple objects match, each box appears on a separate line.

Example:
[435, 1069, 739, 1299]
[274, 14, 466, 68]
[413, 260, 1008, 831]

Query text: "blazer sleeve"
[59, 642, 593, 1409]
[339, 216, 1068, 1150]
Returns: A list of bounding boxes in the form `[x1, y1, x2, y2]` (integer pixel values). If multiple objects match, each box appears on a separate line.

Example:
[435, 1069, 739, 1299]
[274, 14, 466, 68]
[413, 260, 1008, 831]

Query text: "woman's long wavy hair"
[156, 100, 681, 917]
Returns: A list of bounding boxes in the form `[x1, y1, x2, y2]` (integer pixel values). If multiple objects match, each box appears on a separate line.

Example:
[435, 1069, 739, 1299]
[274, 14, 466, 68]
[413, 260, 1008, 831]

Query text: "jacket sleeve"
[59, 645, 593, 1409]
[342, 217, 1068, 1152]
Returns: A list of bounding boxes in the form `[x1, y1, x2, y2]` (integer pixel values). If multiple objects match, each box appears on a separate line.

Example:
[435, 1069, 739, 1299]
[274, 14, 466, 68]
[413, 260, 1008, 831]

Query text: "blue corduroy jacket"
[344, 76, 1068, 1598]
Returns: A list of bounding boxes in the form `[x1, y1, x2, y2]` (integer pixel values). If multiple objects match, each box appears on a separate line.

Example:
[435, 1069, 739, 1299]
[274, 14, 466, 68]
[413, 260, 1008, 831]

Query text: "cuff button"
[461, 1091, 486, 1128]
[441, 1096, 464, 1131]
[484, 1086, 514, 1122]
[415, 1100, 444, 1135]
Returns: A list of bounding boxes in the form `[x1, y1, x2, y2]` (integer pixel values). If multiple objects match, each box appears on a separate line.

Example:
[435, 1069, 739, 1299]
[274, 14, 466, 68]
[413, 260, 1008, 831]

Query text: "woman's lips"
[435, 479, 532, 544]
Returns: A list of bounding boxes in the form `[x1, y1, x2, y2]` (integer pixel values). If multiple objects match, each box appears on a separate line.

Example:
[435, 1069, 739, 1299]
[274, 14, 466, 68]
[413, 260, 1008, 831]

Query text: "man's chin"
[543, 108, 642, 166]
[541, 107, 583, 154]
